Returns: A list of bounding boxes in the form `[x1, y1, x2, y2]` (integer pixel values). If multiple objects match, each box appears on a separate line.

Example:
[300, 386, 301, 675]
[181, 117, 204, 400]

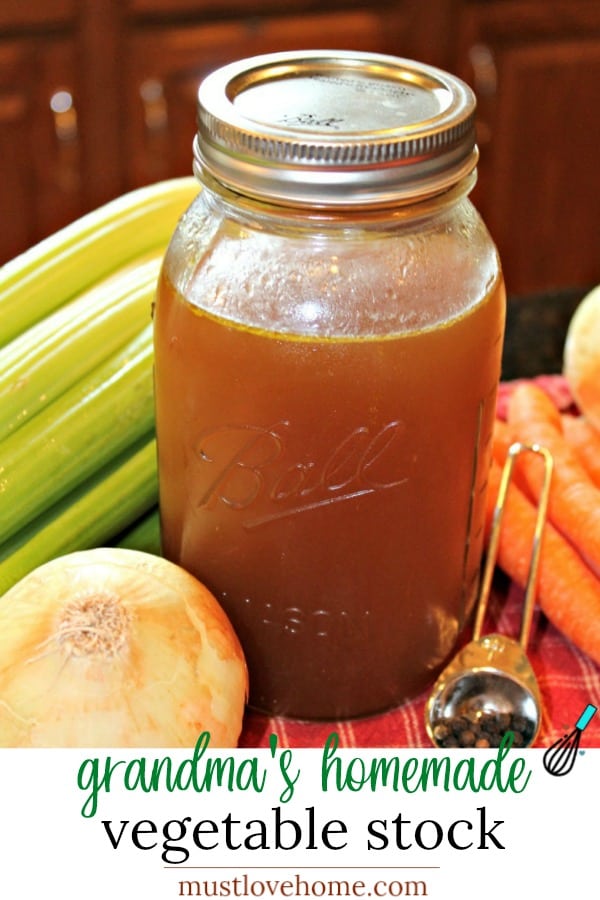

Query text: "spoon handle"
[474, 441, 554, 649]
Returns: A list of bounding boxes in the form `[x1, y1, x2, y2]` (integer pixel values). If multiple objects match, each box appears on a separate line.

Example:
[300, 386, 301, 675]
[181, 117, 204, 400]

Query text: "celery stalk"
[0, 252, 162, 440]
[0, 324, 154, 544]
[115, 506, 161, 555]
[0, 176, 199, 347]
[0, 438, 158, 596]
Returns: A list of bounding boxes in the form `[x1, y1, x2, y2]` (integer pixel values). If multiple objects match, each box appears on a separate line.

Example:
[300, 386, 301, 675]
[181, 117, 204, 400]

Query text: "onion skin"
[0, 548, 248, 748]
[563, 284, 600, 431]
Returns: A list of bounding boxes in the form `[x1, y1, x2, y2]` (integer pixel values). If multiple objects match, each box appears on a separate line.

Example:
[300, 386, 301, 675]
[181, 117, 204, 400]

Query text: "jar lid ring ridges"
[198, 109, 475, 167]
[194, 50, 478, 205]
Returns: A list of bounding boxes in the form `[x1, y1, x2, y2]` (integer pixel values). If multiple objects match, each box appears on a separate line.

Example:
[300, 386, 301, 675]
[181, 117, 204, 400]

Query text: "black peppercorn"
[432, 723, 451, 742]
[430, 708, 535, 748]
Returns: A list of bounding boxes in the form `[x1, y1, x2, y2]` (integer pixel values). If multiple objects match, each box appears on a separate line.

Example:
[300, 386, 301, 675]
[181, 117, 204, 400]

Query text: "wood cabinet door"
[0, 36, 83, 264]
[123, 6, 409, 187]
[457, 2, 600, 294]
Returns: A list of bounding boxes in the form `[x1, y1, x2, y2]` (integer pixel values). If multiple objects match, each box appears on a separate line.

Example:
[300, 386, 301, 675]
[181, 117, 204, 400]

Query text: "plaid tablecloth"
[238, 376, 600, 750]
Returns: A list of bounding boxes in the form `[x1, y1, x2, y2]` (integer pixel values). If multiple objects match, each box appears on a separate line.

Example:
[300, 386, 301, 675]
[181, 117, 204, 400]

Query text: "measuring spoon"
[425, 441, 554, 749]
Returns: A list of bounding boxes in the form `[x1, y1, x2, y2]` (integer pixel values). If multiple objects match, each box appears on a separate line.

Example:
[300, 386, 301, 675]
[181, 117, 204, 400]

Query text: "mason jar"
[153, 50, 506, 720]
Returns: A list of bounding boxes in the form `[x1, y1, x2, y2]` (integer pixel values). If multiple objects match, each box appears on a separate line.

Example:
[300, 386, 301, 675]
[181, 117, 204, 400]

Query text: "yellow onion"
[0, 547, 248, 747]
[563, 283, 600, 431]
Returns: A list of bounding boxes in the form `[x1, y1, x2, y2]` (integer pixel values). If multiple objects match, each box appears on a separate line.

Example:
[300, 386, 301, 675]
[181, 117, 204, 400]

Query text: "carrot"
[561, 414, 600, 489]
[491, 417, 535, 497]
[507, 382, 600, 576]
[492, 418, 514, 464]
[485, 458, 600, 665]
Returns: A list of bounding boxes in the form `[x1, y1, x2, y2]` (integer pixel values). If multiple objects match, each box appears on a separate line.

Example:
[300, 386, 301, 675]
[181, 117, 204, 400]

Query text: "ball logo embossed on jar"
[192, 419, 408, 526]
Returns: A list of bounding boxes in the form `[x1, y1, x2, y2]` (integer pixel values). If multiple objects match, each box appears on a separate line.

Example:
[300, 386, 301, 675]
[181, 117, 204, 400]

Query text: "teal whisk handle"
[576, 704, 597, 731]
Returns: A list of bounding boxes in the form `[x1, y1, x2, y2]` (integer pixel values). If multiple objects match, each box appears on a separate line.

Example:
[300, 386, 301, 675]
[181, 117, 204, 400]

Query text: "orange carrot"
[561, 414, 600, 489]
[507, 382, 600, 576]
[485, 458, 600, 665]
[492, 418, 514, 464]
[491, 417, 536, 497]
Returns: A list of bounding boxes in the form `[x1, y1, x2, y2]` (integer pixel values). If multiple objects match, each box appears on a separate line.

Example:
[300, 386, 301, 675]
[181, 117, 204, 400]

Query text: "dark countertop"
[501, 285, 591, 381]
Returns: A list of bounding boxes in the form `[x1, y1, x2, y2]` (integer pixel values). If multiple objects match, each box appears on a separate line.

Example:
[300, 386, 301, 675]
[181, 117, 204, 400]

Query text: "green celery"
[0, 438, 158, 596]
[0, 176, 198, 347]
[0, 252, 162, 441]
[115, 506, 161, 555]
[0, 324, 154, 544]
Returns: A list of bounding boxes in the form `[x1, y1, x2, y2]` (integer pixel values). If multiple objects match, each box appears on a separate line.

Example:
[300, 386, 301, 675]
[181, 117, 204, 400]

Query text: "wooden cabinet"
[454, 0, 600, 294]
[1, 0, 599, 297]
[0, 32, 83, 261]
[124, 5, 408, 188]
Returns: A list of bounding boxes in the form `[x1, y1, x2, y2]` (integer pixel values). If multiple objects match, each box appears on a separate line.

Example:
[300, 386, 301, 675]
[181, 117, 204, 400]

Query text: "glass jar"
[153, 51, 506, 720]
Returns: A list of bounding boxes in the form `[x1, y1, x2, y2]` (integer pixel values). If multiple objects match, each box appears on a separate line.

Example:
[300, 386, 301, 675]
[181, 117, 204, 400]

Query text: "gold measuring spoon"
[425, 441, 554, 749]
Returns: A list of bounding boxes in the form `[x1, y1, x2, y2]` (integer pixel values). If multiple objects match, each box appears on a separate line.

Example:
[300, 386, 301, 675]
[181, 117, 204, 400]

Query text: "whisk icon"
[543, 704, 597, 776]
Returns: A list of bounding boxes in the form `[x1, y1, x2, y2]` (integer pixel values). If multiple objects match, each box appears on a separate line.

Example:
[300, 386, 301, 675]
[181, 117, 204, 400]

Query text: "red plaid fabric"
[239, 376, 600, 749]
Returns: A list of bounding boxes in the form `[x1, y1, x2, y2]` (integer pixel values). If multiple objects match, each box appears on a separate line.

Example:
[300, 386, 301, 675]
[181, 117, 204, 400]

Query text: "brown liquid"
[154, 263, 504, 719]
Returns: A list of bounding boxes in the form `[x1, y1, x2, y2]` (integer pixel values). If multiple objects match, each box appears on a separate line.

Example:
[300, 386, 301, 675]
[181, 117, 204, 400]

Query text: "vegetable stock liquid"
[154, 223, 505, 720]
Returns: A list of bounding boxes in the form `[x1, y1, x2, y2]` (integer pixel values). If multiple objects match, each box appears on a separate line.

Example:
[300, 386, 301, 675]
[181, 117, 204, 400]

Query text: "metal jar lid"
[194, 50, 478, 208]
